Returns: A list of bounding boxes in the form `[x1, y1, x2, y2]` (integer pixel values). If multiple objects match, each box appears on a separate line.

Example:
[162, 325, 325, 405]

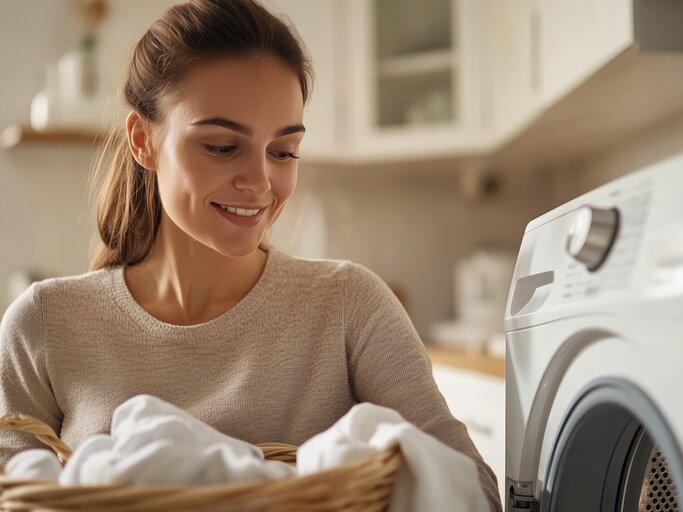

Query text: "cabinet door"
[346, 0, 482, 161]
[489, 0, 543, 145]
[268, 0, 341, 160]
[539, 0, 633, 105]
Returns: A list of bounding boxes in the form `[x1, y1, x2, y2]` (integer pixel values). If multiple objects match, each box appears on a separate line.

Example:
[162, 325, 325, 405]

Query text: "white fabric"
[60, 395, 296, 486]
[5, 394, 296, 486]
[4, 397, 490, 512]
[298, 402, 490, 512]
[3, 448, 61, 481]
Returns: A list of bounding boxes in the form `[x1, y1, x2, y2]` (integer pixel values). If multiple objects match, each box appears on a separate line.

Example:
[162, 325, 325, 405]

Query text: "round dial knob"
[566, 206, 620, 271]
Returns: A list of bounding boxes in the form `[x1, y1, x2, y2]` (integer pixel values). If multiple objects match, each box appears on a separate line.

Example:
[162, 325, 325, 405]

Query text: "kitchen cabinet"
[267, 0, 341, 161]
[488, 0, 543, 147]
[343, 0, 485, 162]
[271, 0, 487, 163]
[488, 0, 635, 149]
[273, 0, 683, 166]
[486, 0, 683, 169]
[432, 363, 505, 502]
[538, 0, 633, 108]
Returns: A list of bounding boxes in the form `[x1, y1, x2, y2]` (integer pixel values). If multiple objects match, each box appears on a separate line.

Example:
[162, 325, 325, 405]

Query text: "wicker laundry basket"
[0, 414, 402, 512]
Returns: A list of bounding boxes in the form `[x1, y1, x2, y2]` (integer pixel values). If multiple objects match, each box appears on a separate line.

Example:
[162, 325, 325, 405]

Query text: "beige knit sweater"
[0, 247, 501, 511]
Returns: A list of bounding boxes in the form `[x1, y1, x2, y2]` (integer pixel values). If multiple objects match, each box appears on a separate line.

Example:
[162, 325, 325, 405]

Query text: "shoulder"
[1, 281, 43, 341]
[1, 269, 114, 336]
[272, 248, 386, 292]
[30, 268, 114, 310]
[271, 249, 396, 306]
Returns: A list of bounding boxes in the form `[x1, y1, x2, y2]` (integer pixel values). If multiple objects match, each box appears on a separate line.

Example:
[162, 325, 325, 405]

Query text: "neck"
[124, 214, 268, 325]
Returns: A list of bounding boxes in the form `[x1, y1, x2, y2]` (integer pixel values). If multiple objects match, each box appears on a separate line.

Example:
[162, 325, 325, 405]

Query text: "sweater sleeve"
[343, 263, 502, 512]
[0, 283, 63, 466]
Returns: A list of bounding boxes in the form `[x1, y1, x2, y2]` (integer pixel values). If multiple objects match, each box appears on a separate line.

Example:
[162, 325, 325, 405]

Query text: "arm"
[0, 283, 63, 466]
[343, 263, 502, 512]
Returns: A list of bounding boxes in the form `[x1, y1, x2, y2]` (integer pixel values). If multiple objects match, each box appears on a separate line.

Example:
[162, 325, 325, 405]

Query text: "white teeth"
[218, 204, 261, 217]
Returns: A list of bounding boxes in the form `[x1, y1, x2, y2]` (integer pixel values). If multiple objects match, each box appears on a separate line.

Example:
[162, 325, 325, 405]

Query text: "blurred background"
[3, 0, 683, 499]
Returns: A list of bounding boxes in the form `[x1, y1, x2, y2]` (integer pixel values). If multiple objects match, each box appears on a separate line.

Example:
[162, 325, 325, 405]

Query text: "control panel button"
[566, 206, 620, 271]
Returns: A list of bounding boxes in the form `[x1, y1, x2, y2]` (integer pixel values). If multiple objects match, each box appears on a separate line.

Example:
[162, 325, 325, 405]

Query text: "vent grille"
[640, 447, 679, 511]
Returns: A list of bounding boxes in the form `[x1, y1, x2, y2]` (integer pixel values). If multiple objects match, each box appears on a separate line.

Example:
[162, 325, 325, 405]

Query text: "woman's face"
[147, 56, 305, 258]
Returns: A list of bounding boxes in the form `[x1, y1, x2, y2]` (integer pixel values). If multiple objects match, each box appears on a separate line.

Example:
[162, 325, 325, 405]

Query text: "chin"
[212, 239, 263, 259]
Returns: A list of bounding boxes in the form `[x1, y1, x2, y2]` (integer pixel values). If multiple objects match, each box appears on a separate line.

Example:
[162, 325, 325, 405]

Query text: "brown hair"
[89, 0, 313, 270]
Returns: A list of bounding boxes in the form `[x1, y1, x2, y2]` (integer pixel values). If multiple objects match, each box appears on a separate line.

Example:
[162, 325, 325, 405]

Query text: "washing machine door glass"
[540, 380, 682, 512]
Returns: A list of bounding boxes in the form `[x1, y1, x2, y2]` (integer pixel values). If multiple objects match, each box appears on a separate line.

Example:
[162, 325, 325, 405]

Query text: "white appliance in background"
[506, 153, 683, 511]
[431, 249, 515, 353]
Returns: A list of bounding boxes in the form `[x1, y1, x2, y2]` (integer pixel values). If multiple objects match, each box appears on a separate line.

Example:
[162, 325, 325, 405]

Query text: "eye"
[204, 145, 237, 156]
[269, 151, 300, 161]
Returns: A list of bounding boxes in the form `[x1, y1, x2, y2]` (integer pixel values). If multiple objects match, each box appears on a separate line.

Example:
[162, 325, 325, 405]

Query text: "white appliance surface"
[505, 153, 683, 510]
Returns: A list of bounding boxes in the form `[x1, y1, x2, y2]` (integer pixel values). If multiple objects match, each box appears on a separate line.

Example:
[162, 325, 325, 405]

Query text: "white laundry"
[297, 402, 490, 512]
[4, 396, 490, 512]
[3, 448, 62, 481]
[4, 394, 296, 486]
[110, 394, 262, 459]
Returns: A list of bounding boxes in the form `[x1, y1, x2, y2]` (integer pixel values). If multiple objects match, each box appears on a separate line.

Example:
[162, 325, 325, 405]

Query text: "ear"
[125, 110, 158, 171]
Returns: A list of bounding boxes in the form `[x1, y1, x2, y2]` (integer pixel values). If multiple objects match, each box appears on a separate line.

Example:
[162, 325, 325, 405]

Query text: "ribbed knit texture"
[0, 247, 501, 511]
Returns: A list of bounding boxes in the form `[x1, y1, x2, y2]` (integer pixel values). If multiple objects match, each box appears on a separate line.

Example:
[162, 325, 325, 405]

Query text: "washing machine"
[505, 153, 683, 511]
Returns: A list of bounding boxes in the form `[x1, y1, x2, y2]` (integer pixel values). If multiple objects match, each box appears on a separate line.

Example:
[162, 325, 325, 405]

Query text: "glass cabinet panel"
[374, 0, 457, 128]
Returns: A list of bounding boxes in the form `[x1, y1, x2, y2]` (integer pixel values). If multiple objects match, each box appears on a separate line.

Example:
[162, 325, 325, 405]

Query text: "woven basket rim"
[0, 444, 401, 488]
[0, 413, 403, 511]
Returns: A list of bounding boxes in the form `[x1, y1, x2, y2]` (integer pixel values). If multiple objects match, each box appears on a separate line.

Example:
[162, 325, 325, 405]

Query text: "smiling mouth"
[211, 203, 264, 217]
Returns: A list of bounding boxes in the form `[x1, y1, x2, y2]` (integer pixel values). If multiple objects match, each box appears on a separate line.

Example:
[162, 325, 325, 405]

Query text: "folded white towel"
[297, 402, 490, 512]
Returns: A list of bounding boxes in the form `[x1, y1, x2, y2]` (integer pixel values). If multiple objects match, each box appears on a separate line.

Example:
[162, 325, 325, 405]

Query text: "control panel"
[561, 185, 652, 302]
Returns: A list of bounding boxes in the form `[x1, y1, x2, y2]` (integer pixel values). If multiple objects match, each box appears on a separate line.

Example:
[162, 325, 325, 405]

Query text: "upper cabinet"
[267, 0, 342, 161]
[275, 0, 683, 165]
[488, 0, 543, 147]
[343, 0, 485, 162]
[272, 0, 487, 163]
[538, 0, 633, 109]
[487, 0, 683, 165]
[8, 0, 683, 166]
[489, 0, 659, 149]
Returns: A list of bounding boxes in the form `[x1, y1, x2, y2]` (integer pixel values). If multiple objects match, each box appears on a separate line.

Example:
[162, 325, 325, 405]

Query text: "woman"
[0, 1, 502, 510]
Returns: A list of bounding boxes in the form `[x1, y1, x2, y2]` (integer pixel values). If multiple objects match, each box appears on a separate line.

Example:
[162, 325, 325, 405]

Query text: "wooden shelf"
[425, 344, 505, 378]
[1, 124, 103, 149]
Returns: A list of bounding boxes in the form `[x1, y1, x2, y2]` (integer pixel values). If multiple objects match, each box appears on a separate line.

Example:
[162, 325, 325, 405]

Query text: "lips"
[211, 202, 267, 226]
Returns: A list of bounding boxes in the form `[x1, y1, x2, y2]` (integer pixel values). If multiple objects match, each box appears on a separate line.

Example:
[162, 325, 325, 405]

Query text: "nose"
[233, 151, 272, 195]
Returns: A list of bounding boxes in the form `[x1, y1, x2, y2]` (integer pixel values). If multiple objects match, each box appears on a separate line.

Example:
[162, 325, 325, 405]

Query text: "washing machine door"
[536, 379, 683, 512]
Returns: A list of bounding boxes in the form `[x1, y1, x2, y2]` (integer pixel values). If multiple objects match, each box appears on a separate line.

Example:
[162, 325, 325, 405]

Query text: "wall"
[0, 1, 174, 313]
[565, 114, 683, 199]
[0, 1, 94, 309]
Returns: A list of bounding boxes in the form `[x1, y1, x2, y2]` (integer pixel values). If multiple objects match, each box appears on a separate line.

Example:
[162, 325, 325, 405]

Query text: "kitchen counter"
[425, 345, 505, 379]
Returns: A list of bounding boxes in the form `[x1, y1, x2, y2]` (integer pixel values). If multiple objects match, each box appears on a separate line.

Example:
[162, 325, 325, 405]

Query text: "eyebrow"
[190, 117, 306, 137]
